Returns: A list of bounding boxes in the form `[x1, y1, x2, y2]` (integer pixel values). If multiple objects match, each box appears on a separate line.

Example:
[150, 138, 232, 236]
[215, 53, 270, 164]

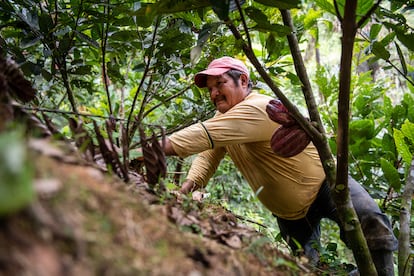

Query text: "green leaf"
[371, 41, 391, 60]
[380, 158, 401, 190]
[131, 4, 156, 28]
[210, 0, 230, 20]
[369, 24, 382, 40]
[391, 104, 408, 128]
[314, 0, 336, 14]
[197, 23, 218, 47]
[326, 242, 337, 252]
[303, 8, 322, 29]
[401, 120, 414, 144]
[395, 42, 408, 75]
[349, 119, 375, 143]
[254, 0, 300, 9]
[38, 13, 53, 34]
[382, 95, 393, 118]
[402, 93, 414, 123]
[245, 7, 290, 35]
[396, 30, 414, 51]
[265, 34, 284, 58]
[109, 30, 139, 41]
[356, 0, 375, 23]
[74, 30, 100, 48]
[255, 23, 291, 35]
[69, 65, 93, 75]
[394, 128, 413, 165]
[379, 32, 396, 47]
[245, 7, 270, 27]
[153, 0, 210, 14]
[381, 133, 396, 159]
[0, 130, 34, 216]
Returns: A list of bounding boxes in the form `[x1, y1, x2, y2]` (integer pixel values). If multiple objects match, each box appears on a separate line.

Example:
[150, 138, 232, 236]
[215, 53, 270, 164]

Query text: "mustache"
[214, 95, 226, 106]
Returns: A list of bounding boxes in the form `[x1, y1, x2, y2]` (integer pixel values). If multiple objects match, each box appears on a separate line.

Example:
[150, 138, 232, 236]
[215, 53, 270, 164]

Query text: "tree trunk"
[279, 9, 336, 190]
[335, 1, 376, 274]
[398, 156, 414, 275]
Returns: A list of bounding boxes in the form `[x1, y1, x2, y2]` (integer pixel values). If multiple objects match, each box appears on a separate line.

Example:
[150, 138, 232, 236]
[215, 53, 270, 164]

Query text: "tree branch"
[126, 16, 161, 145]
[278, 8, 337, 186]
[234, 0, 252, 50]
[336, 0, 376, 274]
[334, 0, 344, 23]
[101, 0, 113, 115]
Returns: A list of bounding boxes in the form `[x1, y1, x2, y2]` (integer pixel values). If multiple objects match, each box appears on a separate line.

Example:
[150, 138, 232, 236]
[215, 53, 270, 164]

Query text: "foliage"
[0, 128, 34, 216]
[1, 0, 414, 271]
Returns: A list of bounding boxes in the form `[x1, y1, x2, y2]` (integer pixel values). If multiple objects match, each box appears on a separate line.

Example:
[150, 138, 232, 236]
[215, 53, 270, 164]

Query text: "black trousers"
[275, 176, 398, 264]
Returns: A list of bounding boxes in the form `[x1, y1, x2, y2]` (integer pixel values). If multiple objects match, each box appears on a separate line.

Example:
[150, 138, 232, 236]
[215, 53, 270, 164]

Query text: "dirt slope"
[0, 138, 316, 276]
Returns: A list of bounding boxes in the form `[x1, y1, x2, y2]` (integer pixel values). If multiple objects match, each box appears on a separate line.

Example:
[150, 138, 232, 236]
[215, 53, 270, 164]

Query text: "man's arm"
[164, 137, 177, 156]
[163, 138, 205, 194]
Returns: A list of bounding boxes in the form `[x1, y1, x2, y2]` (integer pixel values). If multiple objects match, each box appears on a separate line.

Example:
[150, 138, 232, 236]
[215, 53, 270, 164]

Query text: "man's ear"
[240, 74, 249, 87]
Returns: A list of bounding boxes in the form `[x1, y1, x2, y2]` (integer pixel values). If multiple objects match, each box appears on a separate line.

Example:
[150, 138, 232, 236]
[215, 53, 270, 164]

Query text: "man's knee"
[347, 176, 398, 251]
[360, 213, 398, 251]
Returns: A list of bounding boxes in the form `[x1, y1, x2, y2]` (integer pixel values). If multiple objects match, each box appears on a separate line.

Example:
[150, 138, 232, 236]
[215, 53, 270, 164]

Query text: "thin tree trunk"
[280, 7, 375, 274]
[335, 1, 376, 274]
[398, 156, 414, 276]
[279, 9, 336, 189]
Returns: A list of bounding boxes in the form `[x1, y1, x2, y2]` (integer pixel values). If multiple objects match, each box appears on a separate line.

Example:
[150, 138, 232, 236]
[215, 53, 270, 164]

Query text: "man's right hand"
[179, 179, 198, 194]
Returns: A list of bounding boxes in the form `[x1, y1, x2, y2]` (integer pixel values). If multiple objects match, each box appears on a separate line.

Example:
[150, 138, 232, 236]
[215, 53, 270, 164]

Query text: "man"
[163, 56, 397, 275]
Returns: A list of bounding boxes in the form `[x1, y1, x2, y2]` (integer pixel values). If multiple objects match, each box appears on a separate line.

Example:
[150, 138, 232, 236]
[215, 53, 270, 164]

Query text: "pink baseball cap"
[194, 56, 250, 88]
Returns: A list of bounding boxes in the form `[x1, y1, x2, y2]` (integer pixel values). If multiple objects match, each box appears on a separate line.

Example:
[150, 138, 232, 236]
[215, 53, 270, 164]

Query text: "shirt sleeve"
[168, 97, 276, 157]
[202, 101, 276, 147]
[168, 123, 213, 158]
[186, 147, 226, 188]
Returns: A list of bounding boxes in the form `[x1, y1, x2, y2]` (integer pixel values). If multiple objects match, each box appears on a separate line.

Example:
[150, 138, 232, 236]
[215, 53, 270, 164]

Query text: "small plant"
[0, 129, 34, 216]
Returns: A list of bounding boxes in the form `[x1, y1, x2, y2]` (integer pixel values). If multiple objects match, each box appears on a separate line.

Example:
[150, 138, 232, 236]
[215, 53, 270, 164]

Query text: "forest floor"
[0, 137, 332, 276]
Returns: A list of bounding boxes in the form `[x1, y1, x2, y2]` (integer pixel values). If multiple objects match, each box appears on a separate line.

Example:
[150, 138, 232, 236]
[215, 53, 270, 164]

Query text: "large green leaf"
[401, 120, 414, 144]
[245, 7, 291, 35]
[153, 0, 210, 14]
[380, 158, 401, 190]
[197, 23, 220, 47]
[74, 30, 100, 48]
[402, 93, 414, 123]
[369, 24, 382, 40]
[381, 133, 397, 159]
[356, 0, 375, 22]
[395, 42, 408, 75]
[254, 0, 300, 9]
[314, 0, 335, 14]
[210, 0, 230, 20]
[371, 41, 391, 60]
[394, 128, 413, 165]
[349, 119, 375, 144]
[396, 30, 414, 52]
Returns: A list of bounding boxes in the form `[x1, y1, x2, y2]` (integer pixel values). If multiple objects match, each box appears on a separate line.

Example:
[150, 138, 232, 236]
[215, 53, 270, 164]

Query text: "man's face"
[206, 73, 247, 113]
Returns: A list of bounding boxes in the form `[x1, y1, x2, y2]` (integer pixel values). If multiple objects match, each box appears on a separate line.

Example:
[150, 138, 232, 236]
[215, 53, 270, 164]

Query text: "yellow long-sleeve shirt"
[169, 92, 325, 220]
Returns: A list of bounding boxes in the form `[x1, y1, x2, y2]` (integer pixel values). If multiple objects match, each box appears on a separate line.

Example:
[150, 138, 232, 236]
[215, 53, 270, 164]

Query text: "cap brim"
[194, 67, 230, 88]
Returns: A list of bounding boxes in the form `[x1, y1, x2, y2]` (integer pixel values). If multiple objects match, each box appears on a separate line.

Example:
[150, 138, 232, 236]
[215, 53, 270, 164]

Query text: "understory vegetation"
[1, 0, 414, 274]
